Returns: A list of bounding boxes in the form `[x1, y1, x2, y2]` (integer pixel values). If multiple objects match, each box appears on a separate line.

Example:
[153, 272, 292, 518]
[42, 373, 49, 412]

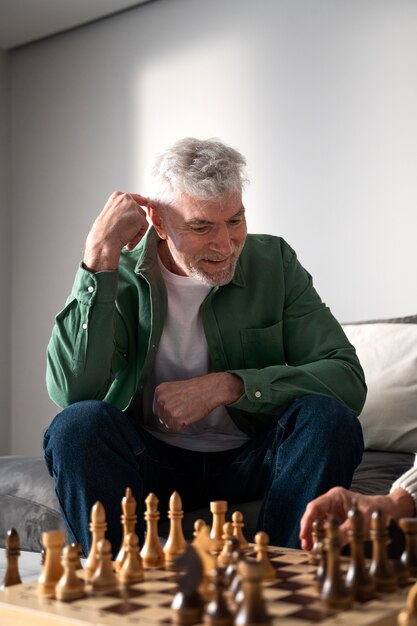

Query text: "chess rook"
[38, 530, 65, 598]
[210, 501, 227, 553]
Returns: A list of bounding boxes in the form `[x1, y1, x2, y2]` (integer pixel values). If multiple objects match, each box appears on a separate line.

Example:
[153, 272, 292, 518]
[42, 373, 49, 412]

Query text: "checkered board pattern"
[0, 546, 412, 626]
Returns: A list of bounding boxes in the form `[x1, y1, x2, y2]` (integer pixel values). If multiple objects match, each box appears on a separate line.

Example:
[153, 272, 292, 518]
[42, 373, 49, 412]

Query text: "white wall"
[9, 0, 417, 454]
[0, 49, 10, 454]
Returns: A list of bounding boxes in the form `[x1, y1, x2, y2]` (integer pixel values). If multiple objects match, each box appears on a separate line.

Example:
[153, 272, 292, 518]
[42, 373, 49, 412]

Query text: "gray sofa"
[1, 313, 416, 552]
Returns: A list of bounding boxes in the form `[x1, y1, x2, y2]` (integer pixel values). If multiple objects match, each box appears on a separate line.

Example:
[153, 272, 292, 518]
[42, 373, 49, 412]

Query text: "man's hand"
[153, 372, 244, 431]
[299, 486, 415, 550]
[83, 192, 150, 272]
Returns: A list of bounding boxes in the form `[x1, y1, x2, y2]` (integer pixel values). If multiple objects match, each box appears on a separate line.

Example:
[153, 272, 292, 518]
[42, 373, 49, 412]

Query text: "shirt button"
[87, 286, 94, 293]
[254, 391, 262, 398]
[82, 323, 88, 330]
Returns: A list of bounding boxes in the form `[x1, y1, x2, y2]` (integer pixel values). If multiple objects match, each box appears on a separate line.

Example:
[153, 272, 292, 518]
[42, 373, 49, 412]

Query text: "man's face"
[153, 191, 247, 286]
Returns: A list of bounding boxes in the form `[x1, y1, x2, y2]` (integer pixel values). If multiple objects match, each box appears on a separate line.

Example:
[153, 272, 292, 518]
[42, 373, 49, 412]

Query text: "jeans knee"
[281, 394, 364, 459]
[43, 400, 123, 459]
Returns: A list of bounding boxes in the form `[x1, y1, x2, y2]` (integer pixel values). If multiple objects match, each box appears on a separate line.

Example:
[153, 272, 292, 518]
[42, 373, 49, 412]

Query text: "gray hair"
[147, 137, 248, 205]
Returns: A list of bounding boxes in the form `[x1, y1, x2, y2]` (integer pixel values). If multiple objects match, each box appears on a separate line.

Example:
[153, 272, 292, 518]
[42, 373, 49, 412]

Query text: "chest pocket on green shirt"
[240, 321, 285, 369]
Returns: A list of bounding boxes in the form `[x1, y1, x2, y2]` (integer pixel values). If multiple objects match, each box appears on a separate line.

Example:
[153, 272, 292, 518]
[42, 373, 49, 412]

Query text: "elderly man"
[44, 137, 366, 555]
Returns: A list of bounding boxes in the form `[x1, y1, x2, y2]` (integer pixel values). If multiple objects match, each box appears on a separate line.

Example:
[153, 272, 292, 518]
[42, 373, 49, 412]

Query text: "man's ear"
[147, 204, 167, 240]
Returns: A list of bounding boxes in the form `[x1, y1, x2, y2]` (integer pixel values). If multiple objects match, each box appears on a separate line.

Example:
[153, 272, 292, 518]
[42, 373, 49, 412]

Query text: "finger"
[126, 226, 149, 250]
[129, 193, 150, 208]
[339, 520, 350, 545]
[299, 494, 339, 547]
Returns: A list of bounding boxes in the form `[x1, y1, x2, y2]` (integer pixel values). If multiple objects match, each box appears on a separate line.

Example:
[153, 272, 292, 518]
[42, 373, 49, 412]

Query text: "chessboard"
[0, 545, 412, 626]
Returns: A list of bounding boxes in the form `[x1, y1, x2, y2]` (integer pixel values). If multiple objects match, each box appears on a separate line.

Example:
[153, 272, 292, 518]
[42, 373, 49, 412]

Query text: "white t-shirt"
[142, 257, 250, 452]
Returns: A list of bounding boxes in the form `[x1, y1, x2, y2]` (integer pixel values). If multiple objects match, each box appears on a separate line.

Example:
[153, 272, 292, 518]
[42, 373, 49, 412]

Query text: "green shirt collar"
[134, 226, 245, 287]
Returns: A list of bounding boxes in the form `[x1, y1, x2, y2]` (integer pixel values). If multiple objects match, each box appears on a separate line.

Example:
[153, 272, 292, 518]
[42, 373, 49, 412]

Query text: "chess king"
[44, 137, 366, 556]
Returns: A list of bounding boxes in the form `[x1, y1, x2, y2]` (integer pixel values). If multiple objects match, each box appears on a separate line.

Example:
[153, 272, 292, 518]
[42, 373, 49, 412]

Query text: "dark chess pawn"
[369, 509, 398, 593]
[320, 517, 353, 610]
[234, 559, 271, 626]
[315, 540, 328, 591]
[345, 500, 376, 601]
[172, 545, 205, 626]
[224, 536, 242, 586]
[204, 567, 233, 626]
[309, 518, 326, 566]
[1, 528, 22, 588]
[400, 518, 417, 578]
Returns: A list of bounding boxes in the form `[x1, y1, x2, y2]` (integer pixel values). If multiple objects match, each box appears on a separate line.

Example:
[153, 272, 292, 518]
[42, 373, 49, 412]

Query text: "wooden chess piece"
[115, 487, 138, 572]
[309, 518, 326, 565]
[192, 521, 218, 598]
[400, 518, 417, 578]
[91, 538, 119, 594]
[345, 500, 376, 601]
[140, 492, 165, 568]
[218, 522, 235, 568]
[210, 501, 227, 553]
[232, 511, 249, 551]
[172, 545, 205, 625]
[369, 508, 398, 592]
[234, 559, 271, 626]
[84, 501, 107, 581]
[320, 517, 353, 610]
[164, 491, 187, 564]
[204, 567, 233, 626]
[314, 521, 327, 591]
[1, 528, 22, 588]
[55, 544, 86, 601]
[398, 580, 417, 626]
[254, 532, 276, 582]
[71, 543, 83, 570]
[38, 529, 65, 598]
[119, 532, 144, 585]
[224, 536, 242, 586]
[193, 518, 207, 538]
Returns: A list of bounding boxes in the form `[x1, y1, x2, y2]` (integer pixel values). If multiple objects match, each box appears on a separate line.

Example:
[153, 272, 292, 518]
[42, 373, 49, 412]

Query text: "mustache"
[198, 247, 242, 262]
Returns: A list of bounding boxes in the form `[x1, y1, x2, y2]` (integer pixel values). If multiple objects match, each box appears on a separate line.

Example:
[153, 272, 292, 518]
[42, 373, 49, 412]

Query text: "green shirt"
[46, 228, 367, 437]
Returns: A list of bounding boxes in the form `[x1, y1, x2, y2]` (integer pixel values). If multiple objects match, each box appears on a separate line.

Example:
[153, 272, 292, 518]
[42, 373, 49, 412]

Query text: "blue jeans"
[43, 394, 363, 556]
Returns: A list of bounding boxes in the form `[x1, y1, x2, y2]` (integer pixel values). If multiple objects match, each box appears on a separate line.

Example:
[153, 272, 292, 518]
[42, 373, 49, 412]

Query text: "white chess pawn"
[56, 544, 85, 601]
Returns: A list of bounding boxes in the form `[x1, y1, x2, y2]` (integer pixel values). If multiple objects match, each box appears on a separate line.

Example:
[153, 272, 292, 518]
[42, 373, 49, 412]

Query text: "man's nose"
[212, 225, 233, 255]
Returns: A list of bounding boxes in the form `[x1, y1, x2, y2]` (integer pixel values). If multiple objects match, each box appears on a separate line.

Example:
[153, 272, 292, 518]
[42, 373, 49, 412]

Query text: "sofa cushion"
[343, 314, 417, 453]
[0, 456, 65, 552]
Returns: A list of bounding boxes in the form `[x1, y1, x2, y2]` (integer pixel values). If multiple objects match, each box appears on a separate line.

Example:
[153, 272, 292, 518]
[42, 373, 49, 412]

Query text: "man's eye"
[228, 218, 243, 226]
[190, 225, 210, 233]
